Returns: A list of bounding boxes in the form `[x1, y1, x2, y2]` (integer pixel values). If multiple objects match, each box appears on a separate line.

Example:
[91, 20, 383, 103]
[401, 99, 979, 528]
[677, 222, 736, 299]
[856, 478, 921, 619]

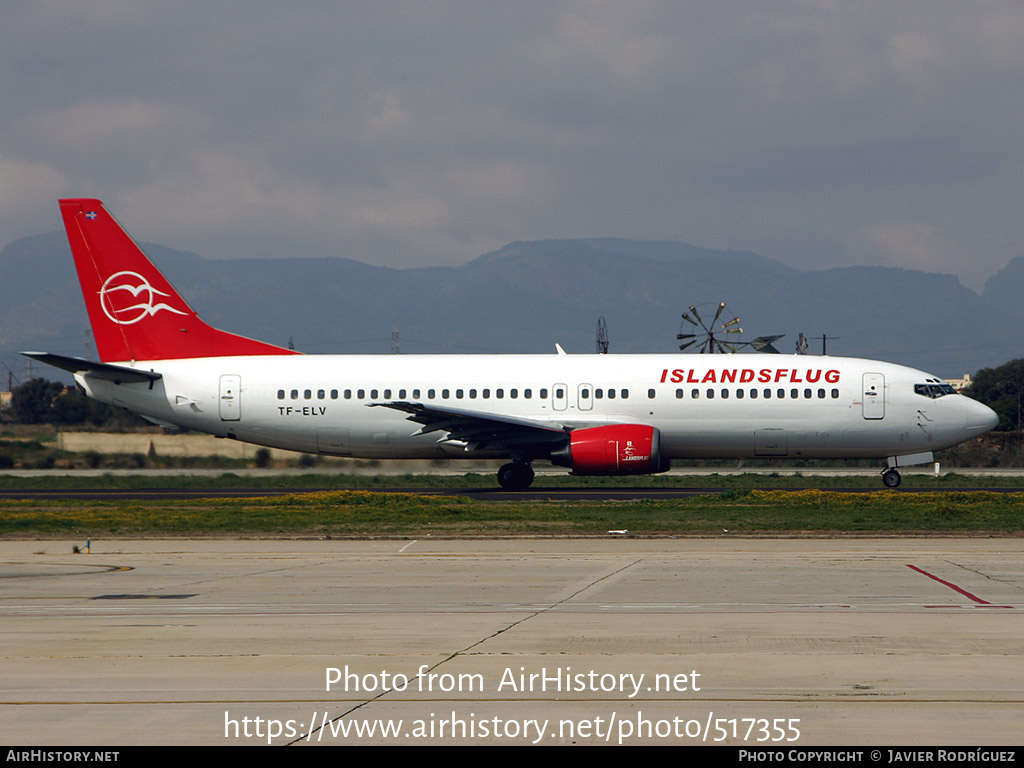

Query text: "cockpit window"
[914, 383, 957, 399]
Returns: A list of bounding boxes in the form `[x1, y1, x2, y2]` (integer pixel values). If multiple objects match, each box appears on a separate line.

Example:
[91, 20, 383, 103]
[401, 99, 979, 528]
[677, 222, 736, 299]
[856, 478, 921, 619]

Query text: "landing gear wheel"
[882, 469, 902, 488]
[497, 462, 535, 491]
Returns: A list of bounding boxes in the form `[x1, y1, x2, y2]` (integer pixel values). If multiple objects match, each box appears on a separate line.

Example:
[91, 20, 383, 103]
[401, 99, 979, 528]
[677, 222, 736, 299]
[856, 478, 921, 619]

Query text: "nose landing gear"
[881, 452, 933, 488]
[881, 468, 902, 488]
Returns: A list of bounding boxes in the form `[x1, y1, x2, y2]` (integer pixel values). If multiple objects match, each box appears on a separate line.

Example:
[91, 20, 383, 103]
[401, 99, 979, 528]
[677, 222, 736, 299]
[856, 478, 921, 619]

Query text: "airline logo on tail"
[99, 271, 188, 325]
[59, 197, 299, 361]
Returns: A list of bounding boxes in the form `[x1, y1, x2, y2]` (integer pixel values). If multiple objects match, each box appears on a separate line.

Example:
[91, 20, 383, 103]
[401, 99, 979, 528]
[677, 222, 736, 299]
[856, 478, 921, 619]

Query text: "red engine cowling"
[550, 424, 669, 475]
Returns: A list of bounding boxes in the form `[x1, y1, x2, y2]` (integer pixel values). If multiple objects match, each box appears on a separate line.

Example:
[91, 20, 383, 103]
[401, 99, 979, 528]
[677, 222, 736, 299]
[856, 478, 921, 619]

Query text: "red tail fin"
[60, 199, 299, 362]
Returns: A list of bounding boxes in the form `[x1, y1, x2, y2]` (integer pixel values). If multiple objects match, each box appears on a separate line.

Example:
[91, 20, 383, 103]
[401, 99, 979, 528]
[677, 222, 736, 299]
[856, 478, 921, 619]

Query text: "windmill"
[677, 302, 784, 354]
[677, 303, 743, 353]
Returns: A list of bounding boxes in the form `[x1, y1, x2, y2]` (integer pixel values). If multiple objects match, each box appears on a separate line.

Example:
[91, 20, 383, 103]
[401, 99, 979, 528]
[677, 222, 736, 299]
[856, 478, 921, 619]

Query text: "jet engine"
[550, 424, 670, 475]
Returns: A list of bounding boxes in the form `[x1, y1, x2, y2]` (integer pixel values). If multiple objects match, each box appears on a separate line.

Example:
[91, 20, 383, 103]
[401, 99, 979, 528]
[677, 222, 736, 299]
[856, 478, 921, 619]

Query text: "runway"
[3, 485, 1024, 502]
[1, 537, 1021, 745]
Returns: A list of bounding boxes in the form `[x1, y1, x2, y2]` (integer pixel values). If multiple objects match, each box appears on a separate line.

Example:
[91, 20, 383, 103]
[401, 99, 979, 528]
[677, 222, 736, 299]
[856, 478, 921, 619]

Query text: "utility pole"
[814, 334, 839, 355]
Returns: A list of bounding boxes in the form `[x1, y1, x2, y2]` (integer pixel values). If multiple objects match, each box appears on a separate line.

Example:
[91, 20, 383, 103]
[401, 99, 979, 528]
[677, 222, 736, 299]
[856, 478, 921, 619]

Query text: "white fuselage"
[76, 353, 997, 463]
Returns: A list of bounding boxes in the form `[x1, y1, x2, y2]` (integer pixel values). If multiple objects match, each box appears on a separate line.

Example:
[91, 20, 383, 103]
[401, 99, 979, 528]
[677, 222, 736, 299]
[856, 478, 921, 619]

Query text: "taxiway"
[1, 538, 1021, 745]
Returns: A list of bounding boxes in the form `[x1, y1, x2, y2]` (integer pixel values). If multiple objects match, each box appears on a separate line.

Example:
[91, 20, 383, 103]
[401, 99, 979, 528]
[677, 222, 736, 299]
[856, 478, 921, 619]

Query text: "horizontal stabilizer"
[20, 351, 162, 383]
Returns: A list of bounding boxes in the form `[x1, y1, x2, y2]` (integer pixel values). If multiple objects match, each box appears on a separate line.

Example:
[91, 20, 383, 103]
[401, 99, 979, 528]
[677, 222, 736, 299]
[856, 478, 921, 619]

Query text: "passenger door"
[219, 374, 241, 421]
[861, 373, 885, 420]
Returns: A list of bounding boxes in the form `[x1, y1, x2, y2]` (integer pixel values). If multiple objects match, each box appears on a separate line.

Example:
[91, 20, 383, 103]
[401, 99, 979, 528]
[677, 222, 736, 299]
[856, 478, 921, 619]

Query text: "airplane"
[23, 198, 999, 490]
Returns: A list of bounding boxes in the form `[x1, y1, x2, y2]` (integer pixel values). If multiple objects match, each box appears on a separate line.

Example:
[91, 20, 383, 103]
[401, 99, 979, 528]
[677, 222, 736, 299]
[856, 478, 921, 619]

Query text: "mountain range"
[2, 231, 1022, 381]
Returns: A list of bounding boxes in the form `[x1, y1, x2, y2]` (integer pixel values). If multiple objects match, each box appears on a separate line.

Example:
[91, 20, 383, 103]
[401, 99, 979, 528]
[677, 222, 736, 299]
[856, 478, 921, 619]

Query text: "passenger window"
[399, 389, 407, 399]
[750, 389, 758, 399]
[804, 388, 811, 398]
[736, 389, 744, 399]
[358, 389, 365, 399]
[291, 389, 299, 400]
[831, 388, 839, 399]
[721, 388, 729, 399]
[817, 388, 825, 399]
[524, 389, 532, 398]
[554, 388, 562, 398]
[330, 389, 338, 400]
[412, 389, 420, 398]
[317, 389, 325, 399]
[428, 389, 435, 399]
[383, 389, 391, 399]
[483, 388, 491, 398]
[595, 388, 603, 399]
[691, 389, 700, 399]
[676, 388, 684, 399]
[344, 389, 352, 399]
[707, 388, 715, 399]
[540, 388, 548, 398]
[442, 389, 450, 399]
[371, 389, 379, 399]
[648, 388, 656, 399]
[456, 389, 463, 398]
[277, 389, 285, 400]
[469, 389, 477, 398]
[621, 389, 629, 399]
[304, 389, 312, 399]
[607, 389, 615, 400]
[497, 389, 504, 399]
[510, 389, 518, 399]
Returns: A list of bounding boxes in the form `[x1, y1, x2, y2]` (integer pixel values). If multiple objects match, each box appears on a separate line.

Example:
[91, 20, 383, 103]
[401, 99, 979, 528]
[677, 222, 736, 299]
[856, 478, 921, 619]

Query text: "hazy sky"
[2, 1, 1023, 291]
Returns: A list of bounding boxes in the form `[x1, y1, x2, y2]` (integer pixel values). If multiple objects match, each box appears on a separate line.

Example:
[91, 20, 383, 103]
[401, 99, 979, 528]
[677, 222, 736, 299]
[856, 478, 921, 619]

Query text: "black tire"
[497, 462, 534, 491]
[882, 469, 902, 488]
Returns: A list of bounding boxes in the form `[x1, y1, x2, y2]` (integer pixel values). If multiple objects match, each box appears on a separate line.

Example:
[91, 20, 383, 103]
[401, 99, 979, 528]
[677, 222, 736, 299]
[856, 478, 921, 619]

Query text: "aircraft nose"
[964, 397, 999, 434]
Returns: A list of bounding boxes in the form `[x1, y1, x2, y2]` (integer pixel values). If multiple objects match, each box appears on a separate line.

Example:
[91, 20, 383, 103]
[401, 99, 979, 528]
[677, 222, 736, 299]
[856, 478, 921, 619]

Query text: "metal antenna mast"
[596, 317, 609, 354]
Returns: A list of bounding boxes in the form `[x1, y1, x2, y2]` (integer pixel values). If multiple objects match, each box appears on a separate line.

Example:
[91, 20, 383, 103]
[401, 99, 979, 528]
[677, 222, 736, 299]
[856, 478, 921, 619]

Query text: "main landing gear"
[881, 468, 902, 488]
[497, 461, 535, 491]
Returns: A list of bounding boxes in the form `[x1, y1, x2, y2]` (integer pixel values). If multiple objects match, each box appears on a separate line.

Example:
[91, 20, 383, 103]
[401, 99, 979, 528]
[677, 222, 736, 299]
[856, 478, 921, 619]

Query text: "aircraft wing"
[370, 402, 568, 452]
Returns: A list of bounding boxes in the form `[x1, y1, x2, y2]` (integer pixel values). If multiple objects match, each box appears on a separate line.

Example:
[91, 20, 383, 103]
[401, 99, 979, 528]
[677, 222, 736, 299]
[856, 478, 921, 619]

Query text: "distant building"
[945, 374, 973, 392]
[0, 390, 10, 410]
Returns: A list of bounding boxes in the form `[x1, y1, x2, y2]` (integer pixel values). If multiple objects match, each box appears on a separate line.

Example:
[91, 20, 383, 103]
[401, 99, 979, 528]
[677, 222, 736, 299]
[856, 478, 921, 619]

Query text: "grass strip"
[3, 489, 1023, 537]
